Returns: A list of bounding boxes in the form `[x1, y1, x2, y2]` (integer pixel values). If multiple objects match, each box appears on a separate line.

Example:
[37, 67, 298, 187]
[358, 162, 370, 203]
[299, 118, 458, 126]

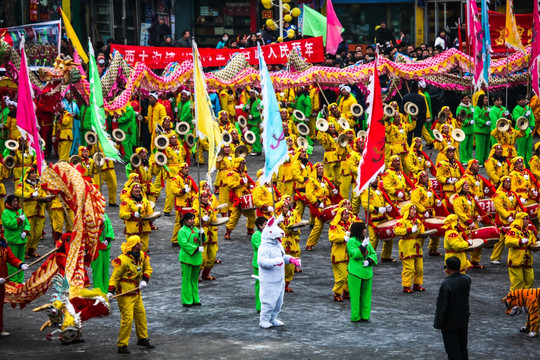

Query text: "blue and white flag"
[479, 0, 492, 89]
[258, 44, 288, 185]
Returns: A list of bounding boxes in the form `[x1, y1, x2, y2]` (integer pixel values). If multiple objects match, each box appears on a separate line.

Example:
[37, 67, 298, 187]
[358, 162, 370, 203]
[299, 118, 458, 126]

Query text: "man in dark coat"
[401, 80, 427, 141]
[434, 256, 471, 360]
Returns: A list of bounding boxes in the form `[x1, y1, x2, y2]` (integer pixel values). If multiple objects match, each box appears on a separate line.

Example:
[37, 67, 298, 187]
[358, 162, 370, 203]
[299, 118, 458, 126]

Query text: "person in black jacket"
[401, 81, 427, 142]
[375, 20, 395, 46]
[434, 256, 471, 360]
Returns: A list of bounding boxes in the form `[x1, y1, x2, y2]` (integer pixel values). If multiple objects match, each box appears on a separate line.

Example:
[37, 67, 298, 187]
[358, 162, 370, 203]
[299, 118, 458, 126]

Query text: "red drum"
[239, 194, 255, 210]
[429, 178, 441, 192]
[320, 205, 339, 222]
[374, 219, 400, 241]
[476, 199, 495, 214]
[471, 226, 500, 243]
[388, 200, 411, 218]
[525, 203, 539, 220]
[423, 217, 446, 237]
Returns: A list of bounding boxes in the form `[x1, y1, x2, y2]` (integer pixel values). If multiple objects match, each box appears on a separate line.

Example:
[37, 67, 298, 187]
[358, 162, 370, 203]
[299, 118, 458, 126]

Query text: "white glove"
[112, 118, 118, 124]
[425, 161, 432, 168]
[20, 232, 26, 239]
[533, 190, 538, 197]
[319, 202, 325, 209]
[345, 231, 351, 237]
[202, 215, 210, 222]
[102, 240, 108, 247]
[447, 177, 455, 184]
[397, 192, 404, 199]
[486, 121, 491, 126]
[504, 110, 510, 116]
[198, 246, 204, 252]
[474, 196, 479, 201]
[411, 225, 418, 233]
[343, 235, 350, 242]
[476, 215, 482, 222]
[107, 292, 113, 300]
[0, 123, 4, 129]
[134, 212, 140, 218]
[484, 187, 490, 194]
[526, 111, 531, 117]
[469, 222, 475, 228]
[508, 216, 514, 223]
[267, 206, 274, 213]
[139, 280, 147, 290]
[21, 264, 29, 271]
[332, 189, 339, 195]
[521, 238, 529, 245]
[467, 240, 473, 246]
[469, 120, 475, 125]
[184, 186, 191, 193]
[363, 260, 370, 267]
[52, 136, 57, 143]
[249, 115, 253, 119]
[199, 228, 205, 234]
[242, 177, 248, 184]
[137, 115, 143, 121]
[19, 214, 25, 221]
[362, 238, 370, 247]
[174, 107, 179, 113]
[424, 211, 430, 218]
[426, 117, 432, 123]
[378, 207, 387, 214]
[32, 191, 39, 198]
[436, 200, 442, 206]
[521, 198, 527, 204]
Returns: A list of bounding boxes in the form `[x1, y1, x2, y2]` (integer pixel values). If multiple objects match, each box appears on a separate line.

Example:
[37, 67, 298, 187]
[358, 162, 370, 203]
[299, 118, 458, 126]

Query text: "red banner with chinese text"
[488, 10, 533, 55]
[111, 37, 324, 68]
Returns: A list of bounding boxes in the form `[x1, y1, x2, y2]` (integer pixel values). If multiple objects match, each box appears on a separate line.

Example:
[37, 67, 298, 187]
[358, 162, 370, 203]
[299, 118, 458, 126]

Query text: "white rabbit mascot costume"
[257, 215, 301, 328]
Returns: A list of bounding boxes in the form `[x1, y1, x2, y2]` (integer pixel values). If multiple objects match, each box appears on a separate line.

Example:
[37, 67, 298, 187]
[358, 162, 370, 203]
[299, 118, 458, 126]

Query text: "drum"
[374, 219, 400, 241]
[388, 200, 411, 218]
[239, 194, 255, 210]
[524, 203, 539, 220]
[320, 205, 339, 223]
[420, 229, 438, 238]
[530, 242, 540, 252]
[211, 217, 229, 226]
[142, 211, 162, 221]
[466, 238, 485, 251]
[429, 178, 441, 191]
[471, 226, 499, 243]
[37, 194, 55, 202]
[424, 217, 446, 237]
[289, 220, 309, 230]
[476, 199, 495, 214]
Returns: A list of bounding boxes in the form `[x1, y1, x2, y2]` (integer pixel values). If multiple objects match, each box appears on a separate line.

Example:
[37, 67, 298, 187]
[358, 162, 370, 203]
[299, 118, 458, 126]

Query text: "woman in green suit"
[346, 222, 377, 322]
[178, 212, 203, 307]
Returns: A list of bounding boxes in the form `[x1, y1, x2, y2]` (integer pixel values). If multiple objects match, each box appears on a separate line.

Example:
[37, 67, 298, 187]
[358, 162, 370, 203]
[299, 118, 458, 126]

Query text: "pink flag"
[325, 0, 343, 55]
[530, 0, 540, 97]
[17, 39, 45, 175]
[355, 52, 385, 194]
[470, 0, 484, 91]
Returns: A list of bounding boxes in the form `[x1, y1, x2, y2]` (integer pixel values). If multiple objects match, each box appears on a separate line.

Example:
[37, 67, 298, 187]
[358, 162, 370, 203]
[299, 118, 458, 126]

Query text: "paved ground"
[1, 143, 540, 359]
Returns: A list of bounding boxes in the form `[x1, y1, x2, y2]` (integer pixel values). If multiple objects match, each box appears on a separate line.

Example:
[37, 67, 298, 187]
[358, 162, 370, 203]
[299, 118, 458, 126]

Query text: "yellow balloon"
[283, 3, 290, 12]
[277, 37, 284, 42]
[282, 0, 290, 2]
[284, 14, 292, 23]
[261, 0, 271, 4]
[266, 19, 274, 27]
[291, 8, 301, 17]
[270, 25, 277, 31]
[263, 3, 272, 9]
[287, 30, 295, 39]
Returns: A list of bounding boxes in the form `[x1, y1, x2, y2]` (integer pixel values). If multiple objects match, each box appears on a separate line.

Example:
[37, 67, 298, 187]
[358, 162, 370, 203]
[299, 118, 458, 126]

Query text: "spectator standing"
[375, 20, 395, 46]
[175, 30, 192, 48]
[435, 30, 448, 50]
[147, 14, 160, 46]
[216, 33, 229, 49]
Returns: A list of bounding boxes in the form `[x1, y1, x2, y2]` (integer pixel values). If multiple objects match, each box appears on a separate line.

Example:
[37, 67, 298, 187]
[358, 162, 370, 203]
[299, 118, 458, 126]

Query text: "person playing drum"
[505, 212, 536, 291]
[278, 199, 302, 293]
[442, 214, 472, 273]
[394, 203, 426, 293]
[224, 158, 256, 239]
[385, 111, 415, 172]
[381, 155, 412, 203]
[193, 190, 218, 281]
[434, 124, 460, 166]
[529, 143, 540, 182]
[253, 169, 277, 218]
[490, 119, 524, 159]
[411, 171, 443, 256]
[485, 144, 510, 188]
[461, 159, 493, 200]
[170, 163, 198, 246]
[329, 207, 352, 302]
[491, 176, 520, 265]
[119, 183, 153, 252]
[290, 148, 312, 219]
[361, 180, 395, 262]
[510, 157, 538, 207]
[405, 137, 433, 177]
[215, 144, 235, 218]
[436, 146, 463, 201]
[316, 117, 340, 183]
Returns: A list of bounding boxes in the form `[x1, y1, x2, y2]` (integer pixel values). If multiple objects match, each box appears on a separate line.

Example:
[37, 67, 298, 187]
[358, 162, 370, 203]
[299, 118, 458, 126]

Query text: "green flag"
[302, 5, 327, 44]
[87, 39, 122, 162]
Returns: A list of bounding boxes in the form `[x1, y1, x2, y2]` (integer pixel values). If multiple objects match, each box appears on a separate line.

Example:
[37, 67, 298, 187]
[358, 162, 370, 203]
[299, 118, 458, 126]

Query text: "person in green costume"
[91, 213, 115, 293]
[1, 195, 30, 283]
[456, 94, 474, 166]
[346, 222, 377, 322]
[178, 212, 203, 307]
[513, 94, 535, 166]
[293, 86, 313, 145]
[473, 94, 492, 165]
[251, 216, 267, 312]
[243, 89, 263, 155]
[79, 102, 93, 147]
[489, 95, 510, 146]
[117, 106, 137, 162]
[177, 90, 194, 129]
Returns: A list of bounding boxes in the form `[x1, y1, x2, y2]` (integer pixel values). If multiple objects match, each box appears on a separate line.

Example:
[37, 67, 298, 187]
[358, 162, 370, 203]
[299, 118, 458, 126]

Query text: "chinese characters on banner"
[29, 0, 39, 21]
[111, 37, 324, 68]
[488, 10, 533, 56]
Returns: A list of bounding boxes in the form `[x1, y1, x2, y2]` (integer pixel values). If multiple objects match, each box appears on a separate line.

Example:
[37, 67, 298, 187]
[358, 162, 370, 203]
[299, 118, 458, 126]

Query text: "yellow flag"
[505, 0, 525, 53]
[60, 8, 88, 63]
[192, 41, 222, 178]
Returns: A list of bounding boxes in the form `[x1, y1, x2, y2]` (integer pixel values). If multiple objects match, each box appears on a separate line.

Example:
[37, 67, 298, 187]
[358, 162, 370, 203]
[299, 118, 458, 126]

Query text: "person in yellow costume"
[335, 129, 355, 198]
[107, 235, 154, 354]
[119, 183, 153, 252]
[91, 145, 118, 207]
[120, 173, 145, 202]
[327, 103, 348, 131]
[491, 176, 519, 265]
[337, 85, 358, 129]
[461, 159, 489, 200]
[279, 199, 302, 292]
[347, 142, 363, 213]
[276, 87, 296, 114]
[361, 180, 396, 262]
[405, 137, 434, 177]
[433, 124, 461, 165]
[128, 148, 156, 202]
[308, 85, 320, 139]
[435, 146, 463, 199]
[305, 162, 337, 250]
[442, 214, 472, 273]
[158, 133, 187, 215]
[219, 87, 236, 117]
[15, 166, 47, 258]
[329, 207, 351, 302]
[145, 92, 167, 139]
[452, 179, 484, 269]
[52, 109, 73, 161]
[485, 144, 510, 188]
[150, 115, 173, 152]
[224, 158, 256, 239]
[434, 106, 458, 132]
[510, 157, 537, 207]
[316, 118, 340, 182]
[48, 194, 74, 242]
[170, 163, 198, 245]
[0, 157, 10, 224]
[529, 143, 540, 181]
[291, 147, 312, 218]
[193, 190, 219, 281]
[276, 138, 297, 198]
[13, 137, 36, 181]
[77, 146, 98, 180]
[215, 143, 235, 217]
[385, 111, 415, 170]
[394, 203, 426, 293]
[253, 169, 276, 218]
[490, 121, 525, 159]
[411, 171, 443, 256]
[381, 155, 411, 202]
[505, 212, 536, 291]
[4, 100, 21, 141]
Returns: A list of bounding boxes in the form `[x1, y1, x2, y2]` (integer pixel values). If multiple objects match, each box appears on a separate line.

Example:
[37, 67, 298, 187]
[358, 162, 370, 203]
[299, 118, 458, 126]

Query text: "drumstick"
[5, 248, 59, 280]
[110, 287, 140, 300]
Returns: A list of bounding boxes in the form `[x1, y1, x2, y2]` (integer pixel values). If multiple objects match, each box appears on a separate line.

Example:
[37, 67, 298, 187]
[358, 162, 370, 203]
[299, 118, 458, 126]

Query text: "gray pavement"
[1, 143, 540, 359]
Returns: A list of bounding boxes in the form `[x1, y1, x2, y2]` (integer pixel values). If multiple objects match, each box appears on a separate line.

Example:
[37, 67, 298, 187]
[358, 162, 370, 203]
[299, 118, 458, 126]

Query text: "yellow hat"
[121, 235, 141, 255]
[135, 147, 147, 155]
[455, 178, 468, 193]
[400, 202, 416, 219]
[443, 214, 459, 229]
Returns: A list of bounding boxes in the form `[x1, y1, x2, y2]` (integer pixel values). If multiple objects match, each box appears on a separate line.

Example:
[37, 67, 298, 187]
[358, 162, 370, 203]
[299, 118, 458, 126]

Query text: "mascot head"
[261, 215, 285, 245]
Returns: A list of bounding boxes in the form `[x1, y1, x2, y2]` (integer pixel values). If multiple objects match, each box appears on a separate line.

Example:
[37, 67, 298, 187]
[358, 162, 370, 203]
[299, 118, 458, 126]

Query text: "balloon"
[277, 37, 284, 42]
[263, 3, 272, 9]
[283, 3, 290, 12]
[266, 19, 274, 27]
[291, 8, 301, 17]
[270, 24, 277, 31]
[284, 14, 292, 23]
[282, 0, 290, 2]
[261, 0, 271, 5]
[287, 30, 295, 39]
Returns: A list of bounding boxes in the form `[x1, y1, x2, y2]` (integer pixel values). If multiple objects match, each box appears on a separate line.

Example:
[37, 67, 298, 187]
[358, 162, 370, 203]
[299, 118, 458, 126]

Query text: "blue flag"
[480, 0, 491, 87]
[258, 44, 289, 185]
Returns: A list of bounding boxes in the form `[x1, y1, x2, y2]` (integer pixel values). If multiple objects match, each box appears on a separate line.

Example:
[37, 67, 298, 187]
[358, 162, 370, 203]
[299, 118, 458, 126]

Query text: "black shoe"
[171, 242, 179, 247]
[193, 302, 202, 306]
[183, 304, 192, 308]
[426, 144, 434, 150]
[118, 346, 130, 354]
[137, 338, 155, 349]
[109, 203, 119, 207]
[164, 212, 171, 217]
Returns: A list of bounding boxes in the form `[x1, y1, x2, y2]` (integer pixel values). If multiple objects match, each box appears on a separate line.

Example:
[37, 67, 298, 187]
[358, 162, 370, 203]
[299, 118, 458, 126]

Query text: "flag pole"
[192, 41, 203, 230]
[505, 47, 509, 107]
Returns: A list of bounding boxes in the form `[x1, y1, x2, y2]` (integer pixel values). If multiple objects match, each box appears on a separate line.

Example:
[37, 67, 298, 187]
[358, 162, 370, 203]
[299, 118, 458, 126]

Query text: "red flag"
[355, 52, 385, 194]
